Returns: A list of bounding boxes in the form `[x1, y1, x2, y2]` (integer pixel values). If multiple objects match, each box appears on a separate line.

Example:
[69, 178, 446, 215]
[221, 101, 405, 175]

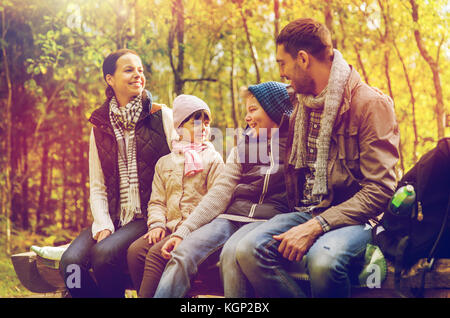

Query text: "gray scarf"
[289, 49, 351, 196]
[109, 94, 143, 226]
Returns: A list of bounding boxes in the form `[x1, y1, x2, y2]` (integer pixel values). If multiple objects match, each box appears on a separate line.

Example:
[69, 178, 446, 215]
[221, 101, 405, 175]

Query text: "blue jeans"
[153, 218, 263, 298]
[59, 219, 147, 298]
[235, 212, 372, 298]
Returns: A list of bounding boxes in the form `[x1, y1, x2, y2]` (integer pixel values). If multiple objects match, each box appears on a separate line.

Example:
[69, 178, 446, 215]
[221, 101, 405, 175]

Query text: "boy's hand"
[161, 236, 182, 259]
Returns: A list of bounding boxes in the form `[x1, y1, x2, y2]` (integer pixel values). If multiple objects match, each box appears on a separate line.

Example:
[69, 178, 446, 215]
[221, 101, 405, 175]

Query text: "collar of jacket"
[337, 65, 361, 120]
[88, 89, 153, 134]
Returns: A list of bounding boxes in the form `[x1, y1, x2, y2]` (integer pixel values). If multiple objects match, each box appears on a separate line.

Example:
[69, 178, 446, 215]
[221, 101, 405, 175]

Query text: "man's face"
[276, 44, 315, 95]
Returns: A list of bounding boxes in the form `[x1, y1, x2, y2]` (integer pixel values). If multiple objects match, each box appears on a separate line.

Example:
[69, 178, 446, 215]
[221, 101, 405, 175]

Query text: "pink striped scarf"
[172, 141, 207, 176]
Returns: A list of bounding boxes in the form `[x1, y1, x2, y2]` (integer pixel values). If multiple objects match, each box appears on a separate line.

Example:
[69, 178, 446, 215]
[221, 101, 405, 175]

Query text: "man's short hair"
[276, 18, 333, 62]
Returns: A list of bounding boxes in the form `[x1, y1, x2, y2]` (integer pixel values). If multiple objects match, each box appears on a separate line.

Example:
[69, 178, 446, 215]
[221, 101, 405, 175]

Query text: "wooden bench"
[10, 251, 449, 298]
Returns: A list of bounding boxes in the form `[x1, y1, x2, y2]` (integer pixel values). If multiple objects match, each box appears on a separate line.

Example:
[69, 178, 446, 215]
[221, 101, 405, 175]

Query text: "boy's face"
[245, 95, 278, 137]
[179, 112, 210, 143]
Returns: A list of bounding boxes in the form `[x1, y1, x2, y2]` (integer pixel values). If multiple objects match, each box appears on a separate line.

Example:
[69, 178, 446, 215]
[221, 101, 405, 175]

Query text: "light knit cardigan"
[89, 104, 176, 239]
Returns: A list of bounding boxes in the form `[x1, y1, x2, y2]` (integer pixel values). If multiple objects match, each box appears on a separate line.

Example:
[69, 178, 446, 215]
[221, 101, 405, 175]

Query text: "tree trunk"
[168, 0, 185, 95]
[273, 0, 280, 46]
[238, 1, 261, 83]
[45, 155, 55, 228]
[1, 9, 13, 255]
[20, 134, 30, 230]
[409, 0, 445, 140]
[230, 34, 240, 129]
[36, 135, 50, 232]
[323, 0, 337, 49]
[116, 0, 127, 49]
[377, 0, 405, 173]
[61, 144, 67, 229]
[353, 43, 370, 85]
[382, 0, 418, 164]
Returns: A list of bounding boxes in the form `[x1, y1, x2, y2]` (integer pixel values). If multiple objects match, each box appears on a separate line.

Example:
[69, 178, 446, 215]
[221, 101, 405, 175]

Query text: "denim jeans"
[59, 219, 147, 298]
[153, 218, 264, 298]
[235, 212, 372, 298]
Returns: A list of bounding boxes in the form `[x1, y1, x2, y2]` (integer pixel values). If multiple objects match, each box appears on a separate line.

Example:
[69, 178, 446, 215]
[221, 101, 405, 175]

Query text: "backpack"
[373, 137, 450, 297]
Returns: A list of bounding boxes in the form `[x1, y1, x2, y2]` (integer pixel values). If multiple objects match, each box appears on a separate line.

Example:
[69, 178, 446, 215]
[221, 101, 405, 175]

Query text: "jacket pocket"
[336, 127, 362, 183]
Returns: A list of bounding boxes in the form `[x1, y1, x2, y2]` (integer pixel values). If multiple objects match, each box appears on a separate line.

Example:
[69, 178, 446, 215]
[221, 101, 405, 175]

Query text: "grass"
[0, 217, 77, 298]
[0, 239, 35, 298]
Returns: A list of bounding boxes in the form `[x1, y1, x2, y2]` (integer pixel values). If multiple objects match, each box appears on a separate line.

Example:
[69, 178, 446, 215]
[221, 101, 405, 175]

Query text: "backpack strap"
[393, 235, 410, 298]
[413, 193, 450, 297]
[413, 139, 450, 297]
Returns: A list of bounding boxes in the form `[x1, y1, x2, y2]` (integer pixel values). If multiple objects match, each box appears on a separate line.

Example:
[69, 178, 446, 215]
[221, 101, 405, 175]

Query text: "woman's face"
[245, 95, 278, 137]
[179, 112, 211, 144]
[106, 53, 146, 103]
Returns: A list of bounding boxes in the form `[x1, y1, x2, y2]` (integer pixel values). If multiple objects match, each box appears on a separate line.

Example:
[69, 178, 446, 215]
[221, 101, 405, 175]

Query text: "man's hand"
[96, 229, 112, 242]
[144, 228, 166, 245]
[160, 236, 182, 260]
[273, 218, 323, 262]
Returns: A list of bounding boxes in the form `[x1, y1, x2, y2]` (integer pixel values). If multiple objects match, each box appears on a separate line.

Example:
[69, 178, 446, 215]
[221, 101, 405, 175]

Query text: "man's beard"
[292, 65, 316, 95]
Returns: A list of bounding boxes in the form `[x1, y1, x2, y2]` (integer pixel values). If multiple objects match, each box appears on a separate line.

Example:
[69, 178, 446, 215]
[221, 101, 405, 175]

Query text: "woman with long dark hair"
[59, 49, 174, 297]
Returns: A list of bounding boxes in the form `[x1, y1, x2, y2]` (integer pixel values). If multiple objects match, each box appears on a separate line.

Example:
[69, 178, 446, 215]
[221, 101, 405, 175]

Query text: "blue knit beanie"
[247, 81, 293, 125]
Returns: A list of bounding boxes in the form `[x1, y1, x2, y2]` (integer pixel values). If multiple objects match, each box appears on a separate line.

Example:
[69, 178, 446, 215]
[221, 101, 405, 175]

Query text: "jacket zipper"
[249, 137, 275, 218]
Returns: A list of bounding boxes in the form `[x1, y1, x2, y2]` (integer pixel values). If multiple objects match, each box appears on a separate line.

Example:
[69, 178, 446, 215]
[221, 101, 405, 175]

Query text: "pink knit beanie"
[172, 94, 211, 128]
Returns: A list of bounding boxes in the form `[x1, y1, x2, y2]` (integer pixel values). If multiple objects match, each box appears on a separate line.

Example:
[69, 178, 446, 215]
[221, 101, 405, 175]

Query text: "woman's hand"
[144, 228, 166, 245]
[160, 236, 182, 259]
[97, 229, 112, 242]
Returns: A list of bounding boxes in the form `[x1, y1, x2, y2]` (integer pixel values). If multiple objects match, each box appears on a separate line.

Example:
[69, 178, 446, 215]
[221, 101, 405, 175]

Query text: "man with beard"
[232, 18, 400, 298]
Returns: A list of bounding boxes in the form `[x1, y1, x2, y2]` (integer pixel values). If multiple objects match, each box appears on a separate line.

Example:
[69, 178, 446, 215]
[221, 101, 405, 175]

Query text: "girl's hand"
[144, 228, 166, 245]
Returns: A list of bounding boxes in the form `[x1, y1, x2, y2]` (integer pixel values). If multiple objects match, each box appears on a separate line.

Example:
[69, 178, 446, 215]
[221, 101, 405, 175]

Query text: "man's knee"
[307, 250, 348, 286]
[234, 231, 270, 269]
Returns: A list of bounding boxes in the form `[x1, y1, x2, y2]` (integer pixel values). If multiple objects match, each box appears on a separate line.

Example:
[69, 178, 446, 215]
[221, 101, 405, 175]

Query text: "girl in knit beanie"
[127, 94, 224, 298]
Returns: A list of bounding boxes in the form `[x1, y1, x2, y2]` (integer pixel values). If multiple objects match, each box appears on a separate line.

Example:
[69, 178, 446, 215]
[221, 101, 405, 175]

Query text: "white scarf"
[109, 94, 143, 226]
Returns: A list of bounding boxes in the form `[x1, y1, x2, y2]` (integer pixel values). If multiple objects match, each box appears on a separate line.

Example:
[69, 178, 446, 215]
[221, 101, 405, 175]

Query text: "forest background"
[0, 0, 449, 297]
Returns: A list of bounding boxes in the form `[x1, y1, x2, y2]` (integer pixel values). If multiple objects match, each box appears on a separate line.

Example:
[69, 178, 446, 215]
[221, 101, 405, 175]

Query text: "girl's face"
[179, 111, 211, 143]
[105, 53, 145, 102]
[245, 95, 278, 137]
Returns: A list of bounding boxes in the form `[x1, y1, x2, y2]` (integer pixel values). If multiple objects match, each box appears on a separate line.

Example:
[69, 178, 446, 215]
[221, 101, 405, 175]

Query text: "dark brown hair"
[102, 48, 140, 99]
[276, 18, 333, 62]
[179, 110, 211, 127]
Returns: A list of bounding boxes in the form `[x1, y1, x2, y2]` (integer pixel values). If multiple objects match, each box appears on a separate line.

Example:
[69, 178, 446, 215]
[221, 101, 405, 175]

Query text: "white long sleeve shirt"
[89, 104, 175, 239]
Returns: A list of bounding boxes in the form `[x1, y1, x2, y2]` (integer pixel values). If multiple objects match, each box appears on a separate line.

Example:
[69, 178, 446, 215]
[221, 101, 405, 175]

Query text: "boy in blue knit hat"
[153, 82, 294, 298]
[244, 81, 293, 138]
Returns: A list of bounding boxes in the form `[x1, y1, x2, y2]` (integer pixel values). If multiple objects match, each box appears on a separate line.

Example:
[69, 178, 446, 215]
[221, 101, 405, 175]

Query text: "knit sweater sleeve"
[89, 128, 115, 239]
[172, 147, 242, 239]
[206, 150, 225, 191]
